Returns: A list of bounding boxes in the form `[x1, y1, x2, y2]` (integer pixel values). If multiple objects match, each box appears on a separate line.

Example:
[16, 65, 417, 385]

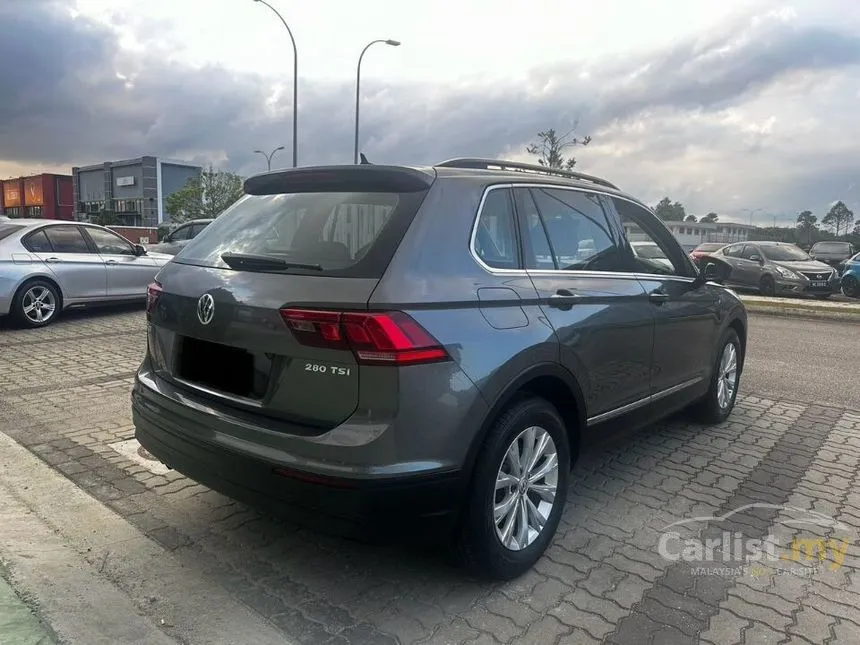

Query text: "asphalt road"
[744, 313, 858, 409]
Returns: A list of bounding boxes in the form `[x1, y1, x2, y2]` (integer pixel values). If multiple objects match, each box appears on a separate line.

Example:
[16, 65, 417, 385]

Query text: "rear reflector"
[279, 309, 449, 366]
[146, 281, 162, 317]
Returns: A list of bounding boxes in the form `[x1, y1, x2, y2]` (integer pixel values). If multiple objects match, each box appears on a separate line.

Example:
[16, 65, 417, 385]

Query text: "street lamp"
[354, 39, 401, 165]
[741, 207, 763, 227]
[253, 146, 286, 171]
[252, 0, 298, 168]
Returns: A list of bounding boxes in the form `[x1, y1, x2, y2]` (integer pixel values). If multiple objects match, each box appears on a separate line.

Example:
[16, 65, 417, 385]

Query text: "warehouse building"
[72, 156, 201, 227]
[0, 173, 74, 220]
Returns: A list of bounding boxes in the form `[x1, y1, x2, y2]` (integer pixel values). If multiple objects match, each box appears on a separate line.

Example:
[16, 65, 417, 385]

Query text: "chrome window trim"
[586, 376, 703, 426]
[468, 183, 685, 280]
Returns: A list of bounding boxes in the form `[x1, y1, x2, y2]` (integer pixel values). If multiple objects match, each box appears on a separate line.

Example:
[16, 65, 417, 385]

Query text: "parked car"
[132, 158, 746, 580]
[809, 240, 856, 272]
[145, 218, 213, 256]
[630, 240, 674, 272]
[690, 242, 726, 266]
[713, 241, 839, 298]
[0, 219, 172, 327]
[841, 252, 860, 298]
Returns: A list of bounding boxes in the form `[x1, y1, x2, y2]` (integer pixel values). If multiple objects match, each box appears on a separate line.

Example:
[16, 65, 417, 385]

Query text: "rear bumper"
[131, 378, 464, 542]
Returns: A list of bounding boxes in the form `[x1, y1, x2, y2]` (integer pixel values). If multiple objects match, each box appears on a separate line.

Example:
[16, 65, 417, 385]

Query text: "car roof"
[754, 241, 799, 246]
[176, 218, 214, 225]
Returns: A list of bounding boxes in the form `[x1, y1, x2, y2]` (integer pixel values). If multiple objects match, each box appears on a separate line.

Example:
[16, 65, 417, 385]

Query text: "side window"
[473, 188, 519, 270]
[24, 230, 53, 253]
[86, 227, 135, 255]
[514, 188, 554, 270]
[740, 245, 759, 260]
[722, 244, 742, 258]
[613, 198, 688, 277]
[528, 187, 622, 272]
[44, 226, 91, 254]
[168, 225, 192, 242]
[190, 223, 209, 238]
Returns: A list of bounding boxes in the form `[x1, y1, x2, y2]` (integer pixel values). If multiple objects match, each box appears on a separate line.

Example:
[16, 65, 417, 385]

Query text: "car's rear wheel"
[759, 275, 776, 297]
[12, 279, 61, 328]
[452, 397, 570, 580]
[691, 328, 741, 424]
[842, 276, 859, 298]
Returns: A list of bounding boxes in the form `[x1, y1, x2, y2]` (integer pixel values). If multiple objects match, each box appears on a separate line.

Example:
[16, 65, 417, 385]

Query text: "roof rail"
[435, 157, 619, 190]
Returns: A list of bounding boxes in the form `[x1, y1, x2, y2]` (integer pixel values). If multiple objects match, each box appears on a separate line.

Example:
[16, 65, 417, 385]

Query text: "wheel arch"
[13, 274, 65, 310]
[462, 362, 586, 479]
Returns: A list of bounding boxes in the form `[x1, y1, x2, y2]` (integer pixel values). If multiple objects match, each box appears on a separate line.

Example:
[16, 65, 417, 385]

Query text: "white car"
[630, 241, 675, 272]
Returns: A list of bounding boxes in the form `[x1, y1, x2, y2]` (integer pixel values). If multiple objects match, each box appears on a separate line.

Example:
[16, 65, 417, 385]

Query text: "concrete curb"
[0, 430, 294, 645]
[740, 296, 860, 322]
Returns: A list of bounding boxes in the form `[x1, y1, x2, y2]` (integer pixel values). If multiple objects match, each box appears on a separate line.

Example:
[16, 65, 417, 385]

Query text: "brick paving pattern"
[2, 307, 860, 644]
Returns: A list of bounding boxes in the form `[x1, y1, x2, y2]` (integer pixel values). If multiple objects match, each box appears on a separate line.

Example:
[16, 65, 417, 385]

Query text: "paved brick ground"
[2, 308, 860, 644]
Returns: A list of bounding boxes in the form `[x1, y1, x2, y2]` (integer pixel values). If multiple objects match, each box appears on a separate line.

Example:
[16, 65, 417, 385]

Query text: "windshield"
[760, 245, 810, 261]
[812, 242, 850, 252]
[175, 191, 410, 276]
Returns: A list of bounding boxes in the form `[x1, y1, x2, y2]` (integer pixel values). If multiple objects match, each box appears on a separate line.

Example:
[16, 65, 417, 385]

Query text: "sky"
[1, 0, 859, 225]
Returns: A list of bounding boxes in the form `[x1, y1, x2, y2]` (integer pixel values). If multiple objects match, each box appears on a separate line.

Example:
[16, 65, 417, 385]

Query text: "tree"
[795, 209, 817, 244]
[822, 201, 854, 236]
[700, 212, 719, 223]
[684, 214, 698, 222]
[165, 165, 244, 222]
[654, 197, 687, 222]
[526, 126, 592, 170]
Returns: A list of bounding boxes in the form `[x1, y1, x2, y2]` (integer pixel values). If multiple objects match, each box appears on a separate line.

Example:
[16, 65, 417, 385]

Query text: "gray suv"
[132, 158, 747, 580]
[715, 241, 839, 298]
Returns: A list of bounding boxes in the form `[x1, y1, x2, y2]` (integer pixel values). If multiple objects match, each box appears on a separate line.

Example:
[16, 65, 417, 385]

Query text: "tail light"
[279, 308, 449, 366]
[146, 281, 163, 317]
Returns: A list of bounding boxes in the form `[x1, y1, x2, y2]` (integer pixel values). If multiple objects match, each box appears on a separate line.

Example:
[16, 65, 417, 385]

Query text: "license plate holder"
[809, 281, 828, 288]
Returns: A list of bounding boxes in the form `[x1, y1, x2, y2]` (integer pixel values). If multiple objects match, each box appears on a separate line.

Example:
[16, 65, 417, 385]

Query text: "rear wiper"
[220, 252, 323, 272]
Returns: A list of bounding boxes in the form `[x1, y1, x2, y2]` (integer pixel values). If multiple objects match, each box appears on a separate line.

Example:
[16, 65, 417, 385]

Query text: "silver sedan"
[0, 219, 171, 327]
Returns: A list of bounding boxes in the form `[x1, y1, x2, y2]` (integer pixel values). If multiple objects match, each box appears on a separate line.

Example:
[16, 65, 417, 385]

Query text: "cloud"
[1, 0, 859, 222]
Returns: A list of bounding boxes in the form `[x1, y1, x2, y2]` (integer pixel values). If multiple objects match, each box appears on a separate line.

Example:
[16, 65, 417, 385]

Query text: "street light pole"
[354, 39, 401, 165]
[253, 0, 298, 168]
[253, 146, 286, 171]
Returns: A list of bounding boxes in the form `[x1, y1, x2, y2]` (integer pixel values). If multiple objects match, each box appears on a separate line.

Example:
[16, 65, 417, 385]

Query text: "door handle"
[105, 259, 117, 265]
[649, 290, 670, 304]
[548, 289, 580, 308]
[45, 257, 62, 263]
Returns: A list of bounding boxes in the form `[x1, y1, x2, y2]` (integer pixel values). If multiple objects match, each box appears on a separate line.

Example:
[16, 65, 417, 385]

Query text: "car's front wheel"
[759, 275, 776, 297]
[12, 279, 61, 328]
[691, 328, 742, 424]
[452, 397, 570, 580]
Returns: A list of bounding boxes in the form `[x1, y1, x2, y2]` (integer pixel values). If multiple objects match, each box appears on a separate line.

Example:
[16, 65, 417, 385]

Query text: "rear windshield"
[696, 243, 724, 251]
[0, 223, 24, 242]
[175, 191, 420, 277]
[812, 242, 851, 252]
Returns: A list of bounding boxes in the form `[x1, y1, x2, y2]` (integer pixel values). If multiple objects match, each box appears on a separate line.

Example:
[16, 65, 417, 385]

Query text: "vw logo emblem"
[197, 293, 215, 325]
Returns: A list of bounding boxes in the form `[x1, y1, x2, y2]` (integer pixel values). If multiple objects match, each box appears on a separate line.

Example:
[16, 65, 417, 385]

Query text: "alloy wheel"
[716, 342, 738, 409]
[22, 286, 56, 324]
[493, 426, 559, 551]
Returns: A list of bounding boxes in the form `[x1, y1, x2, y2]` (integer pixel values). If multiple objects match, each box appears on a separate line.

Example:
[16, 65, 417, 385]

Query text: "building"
[0, 173, 74, 220]
[72, 156, 201, 227]
[625, 220, 757, 252]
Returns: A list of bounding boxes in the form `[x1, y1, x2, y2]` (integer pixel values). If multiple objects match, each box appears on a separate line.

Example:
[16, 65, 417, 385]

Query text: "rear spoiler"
[244, 165, 437, 195]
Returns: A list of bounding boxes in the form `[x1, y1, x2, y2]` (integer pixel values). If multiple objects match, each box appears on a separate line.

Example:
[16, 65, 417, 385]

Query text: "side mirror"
[693, 255, 732, 286]
[134, 244, 147, 256]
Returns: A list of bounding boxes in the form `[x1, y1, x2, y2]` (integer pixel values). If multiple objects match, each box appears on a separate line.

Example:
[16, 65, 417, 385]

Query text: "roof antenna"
[359, 153, 372, 165]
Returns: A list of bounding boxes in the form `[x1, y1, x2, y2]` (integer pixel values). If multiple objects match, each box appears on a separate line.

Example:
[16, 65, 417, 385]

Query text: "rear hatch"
[145, 165, 443, 431]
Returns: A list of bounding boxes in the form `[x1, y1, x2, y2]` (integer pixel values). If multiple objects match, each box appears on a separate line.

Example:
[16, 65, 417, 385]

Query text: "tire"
[451, 397, 570, 581]
[759, 275, 776, 297]
[691, 329, 742, 424]
[842, 276, 859, 298]
[12, 279, 61, 328]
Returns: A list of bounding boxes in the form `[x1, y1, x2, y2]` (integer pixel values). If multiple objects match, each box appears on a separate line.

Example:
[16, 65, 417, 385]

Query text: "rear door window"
[44, 226, 90, 253]
[23, 229, 52, 252]
[176, 192, 415, 277]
